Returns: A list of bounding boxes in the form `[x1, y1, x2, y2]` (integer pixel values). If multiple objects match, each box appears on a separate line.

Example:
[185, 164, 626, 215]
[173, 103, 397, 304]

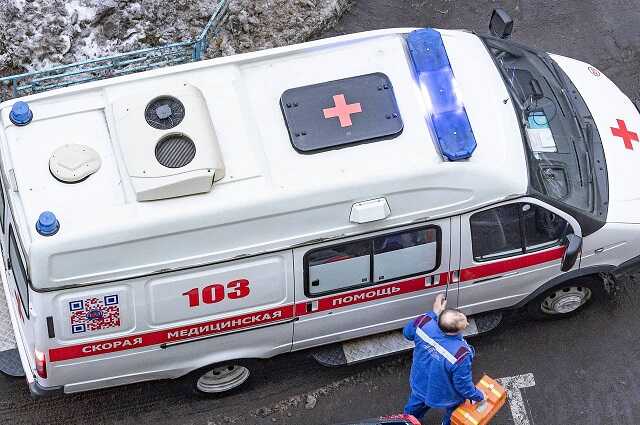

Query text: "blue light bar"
[407, 28, 477, 161]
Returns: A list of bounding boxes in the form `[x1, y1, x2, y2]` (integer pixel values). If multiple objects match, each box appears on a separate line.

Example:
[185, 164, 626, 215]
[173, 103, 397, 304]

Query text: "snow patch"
[210, 0, 353, 57]
[0, 0, 353, 75]
[0, 0, 221, 73]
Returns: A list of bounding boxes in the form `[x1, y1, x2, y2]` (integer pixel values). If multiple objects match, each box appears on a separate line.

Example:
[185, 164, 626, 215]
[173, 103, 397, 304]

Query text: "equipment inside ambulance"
[0, 8, 639, 398]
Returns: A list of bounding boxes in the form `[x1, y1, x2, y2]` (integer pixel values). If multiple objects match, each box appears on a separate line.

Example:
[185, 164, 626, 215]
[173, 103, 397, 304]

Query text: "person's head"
[438, 308, 469, 334]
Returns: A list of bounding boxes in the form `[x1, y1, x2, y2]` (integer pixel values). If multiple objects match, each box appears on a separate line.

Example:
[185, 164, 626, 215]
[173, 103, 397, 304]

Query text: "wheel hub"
[541, 286, 592, 315]
[196, 364, 249, 394]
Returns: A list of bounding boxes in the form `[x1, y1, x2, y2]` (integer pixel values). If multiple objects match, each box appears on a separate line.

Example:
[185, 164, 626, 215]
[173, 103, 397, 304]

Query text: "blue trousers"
[403, 391, 457, 425]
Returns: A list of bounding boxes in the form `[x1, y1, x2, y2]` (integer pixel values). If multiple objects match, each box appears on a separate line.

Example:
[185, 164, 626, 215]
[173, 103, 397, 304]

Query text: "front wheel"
[526, 277, 602, 320]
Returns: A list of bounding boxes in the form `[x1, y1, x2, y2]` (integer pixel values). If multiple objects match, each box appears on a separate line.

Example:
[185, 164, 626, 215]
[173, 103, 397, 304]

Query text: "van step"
[311, 311, 502, 367]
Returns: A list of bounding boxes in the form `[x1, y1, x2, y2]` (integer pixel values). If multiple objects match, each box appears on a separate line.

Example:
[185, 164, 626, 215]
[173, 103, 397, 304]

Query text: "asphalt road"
[2, 1, 640, 424]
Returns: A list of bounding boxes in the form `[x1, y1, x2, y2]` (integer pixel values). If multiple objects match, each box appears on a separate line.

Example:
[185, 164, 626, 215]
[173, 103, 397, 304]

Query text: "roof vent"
[111, 83, 225, 201]
[144, 96, 185, 130]
[155, 134, 196, 168]
[49, 144, 101, 183]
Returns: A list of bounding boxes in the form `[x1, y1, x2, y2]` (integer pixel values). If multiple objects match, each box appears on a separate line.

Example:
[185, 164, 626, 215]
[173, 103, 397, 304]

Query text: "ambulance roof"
[0, 28, 527, 289]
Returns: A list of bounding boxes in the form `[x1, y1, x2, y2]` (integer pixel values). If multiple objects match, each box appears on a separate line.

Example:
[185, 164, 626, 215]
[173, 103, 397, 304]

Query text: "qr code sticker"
[69, 295, 121, 334]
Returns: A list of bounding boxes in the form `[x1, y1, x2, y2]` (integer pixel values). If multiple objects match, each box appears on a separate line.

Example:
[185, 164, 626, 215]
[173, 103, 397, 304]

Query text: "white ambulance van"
[0, 10, 639, 397]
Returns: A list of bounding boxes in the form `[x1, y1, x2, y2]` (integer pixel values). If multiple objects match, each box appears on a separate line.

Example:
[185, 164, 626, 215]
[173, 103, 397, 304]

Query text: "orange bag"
[451, 375, 507, 425]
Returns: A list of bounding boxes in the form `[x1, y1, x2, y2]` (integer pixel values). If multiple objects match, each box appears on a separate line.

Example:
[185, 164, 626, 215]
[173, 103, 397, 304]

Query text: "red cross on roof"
[323, 94, 362, 128]
[611, 119, 639, 150]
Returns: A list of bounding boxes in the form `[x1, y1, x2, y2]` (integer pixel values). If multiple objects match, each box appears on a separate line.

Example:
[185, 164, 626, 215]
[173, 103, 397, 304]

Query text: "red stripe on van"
[295, 272, 450, 316]
[460, 246, 565, 282]
[49, 305, 295, 362]
[48, 247, 563, 363]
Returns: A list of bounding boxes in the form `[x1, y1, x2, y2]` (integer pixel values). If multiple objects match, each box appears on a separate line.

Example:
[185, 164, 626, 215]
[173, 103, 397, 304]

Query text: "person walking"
[403, 294, 484, 424]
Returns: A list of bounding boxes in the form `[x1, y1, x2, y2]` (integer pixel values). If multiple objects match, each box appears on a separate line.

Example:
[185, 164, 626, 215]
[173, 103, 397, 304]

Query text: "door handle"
[306, 300, 319, 313]
[503, 271, 519, 277]
[451, 270, 460, 283]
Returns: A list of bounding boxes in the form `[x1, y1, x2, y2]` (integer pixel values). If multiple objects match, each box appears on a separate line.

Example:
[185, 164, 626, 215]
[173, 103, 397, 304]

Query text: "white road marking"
[497, 373, 536, 425]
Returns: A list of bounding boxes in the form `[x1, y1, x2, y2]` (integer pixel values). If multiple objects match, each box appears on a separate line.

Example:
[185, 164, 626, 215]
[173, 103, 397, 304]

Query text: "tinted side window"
[522, 204, 569, 251]
[305, 226, 441, 296]
[470, 204, 523, 260]
[373, 228, 438, 282]
[8, 228, 28, 317]
[306, 240, 371, 295]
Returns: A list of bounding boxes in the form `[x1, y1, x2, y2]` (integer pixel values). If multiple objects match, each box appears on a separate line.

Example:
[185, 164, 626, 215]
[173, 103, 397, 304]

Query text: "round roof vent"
[155, 134, 196, 168]
[49, 144, 101, 183]
[144, 96, 185, 130]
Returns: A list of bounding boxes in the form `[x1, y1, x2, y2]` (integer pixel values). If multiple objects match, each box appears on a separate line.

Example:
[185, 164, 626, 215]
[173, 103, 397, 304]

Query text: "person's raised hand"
[433, 293, 447, 315]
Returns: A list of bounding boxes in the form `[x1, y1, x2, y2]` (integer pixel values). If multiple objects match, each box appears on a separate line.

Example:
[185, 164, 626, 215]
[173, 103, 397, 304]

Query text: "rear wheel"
[181, 362, 253, 398]
[526, 277, 602, 320]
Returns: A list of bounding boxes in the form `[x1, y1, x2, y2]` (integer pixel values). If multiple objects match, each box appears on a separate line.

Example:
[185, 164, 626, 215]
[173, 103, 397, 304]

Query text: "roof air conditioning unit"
[111, 83, 225, 201]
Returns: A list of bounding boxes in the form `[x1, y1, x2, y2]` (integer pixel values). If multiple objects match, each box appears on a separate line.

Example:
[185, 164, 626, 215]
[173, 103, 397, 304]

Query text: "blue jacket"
[403, 311, 484, 408]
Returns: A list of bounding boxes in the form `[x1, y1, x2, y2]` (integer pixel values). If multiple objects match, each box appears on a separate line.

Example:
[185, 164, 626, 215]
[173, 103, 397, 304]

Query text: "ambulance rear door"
[456, 199, 580, 315]
[292, 220, 456, 351]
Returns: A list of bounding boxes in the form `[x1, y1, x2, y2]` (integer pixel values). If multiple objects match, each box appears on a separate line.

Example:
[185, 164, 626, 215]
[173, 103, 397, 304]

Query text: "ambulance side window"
[8, 227, 28, 317]
[306, 240, 372, 296]
[470, 205, 523, 261]
[470, 203, 570, 261]
[304, 226, 440, 296]
[373, 228, 439, 283]
[522, 204, 570, 252]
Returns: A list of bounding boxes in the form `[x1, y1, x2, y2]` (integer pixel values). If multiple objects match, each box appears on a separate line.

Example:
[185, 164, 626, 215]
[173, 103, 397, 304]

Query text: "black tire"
[178, 360, 256, 398]
[526, 276, 604, 320]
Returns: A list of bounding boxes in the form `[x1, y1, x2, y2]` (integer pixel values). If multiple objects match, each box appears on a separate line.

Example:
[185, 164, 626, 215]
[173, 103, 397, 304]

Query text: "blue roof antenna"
[407, 28, 477, 161]
[36, 211, 60, 236]
[9, 101, 33, 126]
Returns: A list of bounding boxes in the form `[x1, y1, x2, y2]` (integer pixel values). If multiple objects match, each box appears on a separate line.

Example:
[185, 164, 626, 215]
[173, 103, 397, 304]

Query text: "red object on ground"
[335, 413, 421, 424]
[379, 414, 422, 425]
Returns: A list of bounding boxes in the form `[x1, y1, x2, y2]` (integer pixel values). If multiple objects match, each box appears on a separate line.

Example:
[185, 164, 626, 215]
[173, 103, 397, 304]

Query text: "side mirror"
[561, 234, 582, 272]
[489, 8, 514, 39]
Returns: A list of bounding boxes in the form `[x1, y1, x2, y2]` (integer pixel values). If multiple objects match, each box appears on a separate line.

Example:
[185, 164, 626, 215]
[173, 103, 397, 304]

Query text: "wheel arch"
[511, 265, 615, 309]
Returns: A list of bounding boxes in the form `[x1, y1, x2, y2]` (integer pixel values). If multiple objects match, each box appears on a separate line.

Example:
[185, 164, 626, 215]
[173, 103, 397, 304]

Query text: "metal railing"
[0, 0, 229, 102]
